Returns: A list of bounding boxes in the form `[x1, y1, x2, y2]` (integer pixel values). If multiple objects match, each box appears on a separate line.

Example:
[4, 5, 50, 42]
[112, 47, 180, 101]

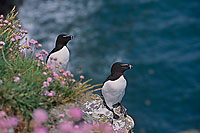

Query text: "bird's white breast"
[102, 75, 127, 109]
[47, 46, 69, 70]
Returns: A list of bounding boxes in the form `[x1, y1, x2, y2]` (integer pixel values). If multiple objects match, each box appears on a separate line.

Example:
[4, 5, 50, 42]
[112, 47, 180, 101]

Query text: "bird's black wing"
[46, 46, 67, 63]
[46, 48, 57, 63]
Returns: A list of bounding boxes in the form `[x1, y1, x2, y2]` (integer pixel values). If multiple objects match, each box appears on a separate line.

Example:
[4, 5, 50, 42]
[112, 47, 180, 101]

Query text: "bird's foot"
[113, 102, 121, 108]
[118, 103, 127, 117]
[120, 106, 126, 114]
[103, 100, 106, 106]
[113, 113, 120, 119]
[103, 101, 120, 119]
[123, 112, 127, 118]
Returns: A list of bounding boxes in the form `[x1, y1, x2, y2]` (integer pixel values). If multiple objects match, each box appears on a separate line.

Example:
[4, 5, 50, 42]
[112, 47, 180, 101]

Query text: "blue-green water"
[19, 0, 200, 132]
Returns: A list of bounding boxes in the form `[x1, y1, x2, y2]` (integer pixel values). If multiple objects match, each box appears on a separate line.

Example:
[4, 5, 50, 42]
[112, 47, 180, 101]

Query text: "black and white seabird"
[102, 62, 133, 119]
[46, 34, 73, 70]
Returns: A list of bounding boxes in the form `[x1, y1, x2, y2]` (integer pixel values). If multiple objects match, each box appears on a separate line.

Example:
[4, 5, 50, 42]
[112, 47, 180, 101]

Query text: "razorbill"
[46, 34, 73, 70]
[102, 62, 133, 119]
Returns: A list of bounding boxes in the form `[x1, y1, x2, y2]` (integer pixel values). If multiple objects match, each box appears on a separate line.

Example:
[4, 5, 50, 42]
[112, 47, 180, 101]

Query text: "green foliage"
[0, 7, 101, 132]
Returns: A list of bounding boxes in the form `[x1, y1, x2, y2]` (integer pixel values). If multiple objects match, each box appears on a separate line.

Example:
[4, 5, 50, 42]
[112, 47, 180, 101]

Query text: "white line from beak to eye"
[121, 64, 128, 66]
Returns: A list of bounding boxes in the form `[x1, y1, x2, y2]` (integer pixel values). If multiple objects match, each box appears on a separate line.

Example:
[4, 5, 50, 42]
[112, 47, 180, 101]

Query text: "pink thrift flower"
[47, 93, 53, 96]
[12, 25, 15, 28]
[42, 90, 49, 96]
[0, 111, 6, 118]
[80, 75, 84, 79]
[0, 24, 3, 27]
[18, 24, 22, 28]
[47, 77, 52, 82]
[62, 72, 67, 77]
[48, 91, 56, 96]
[0, 46, 3, 50]
[0, 117, 18, 128]
[38, 44, 42, 48]
[3, 20, 8, 24]
[24, 30, 28, 34]
[68, 107, 82, 121]
[10, 38, 15, 42]
[29, 39, 38, 44]
[13, 77, 20, 82]
[43, 72, 47, 76]
[53, 72, 59, 79]
[74, 125, 79, 129]
[44, 81, 50, 86]
[8, 48, 12, 52]
[36, 53, 42, 57]
[6, 117, 18, 128]
[61, 81, 65, 85]
[101, 123, 114, 133]
[58, 121, 74, 133]
[71, 79, 75, 82]
[15, 36, 22, 40]
[82, 123, 93, 133]
[59, 114, 65, 118]
[2, 128, 7, 133]
[91, 123, 114, 133]
[8, 22, 11, 26]
[0, 41, 5, 45]
[39, 56, 44, 61]
[47, 63, 53, 70]
[33, 126, 48, 133]
[20, 30, 28, 34]
[70, 74, 74, 78]
[53, 57, 57, 61]
[42, 49, 48, 55]
[42, 81, 49, 88]
[33, 109, 48, 123]
[0, 15, 3, 18]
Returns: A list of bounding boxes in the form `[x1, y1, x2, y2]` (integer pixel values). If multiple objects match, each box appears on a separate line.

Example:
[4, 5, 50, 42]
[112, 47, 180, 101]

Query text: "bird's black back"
[46, 45, 66, 63]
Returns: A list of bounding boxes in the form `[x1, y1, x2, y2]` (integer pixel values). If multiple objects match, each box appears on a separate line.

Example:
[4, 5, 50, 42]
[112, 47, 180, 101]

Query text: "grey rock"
[48, 94, 134, 133]
[81, 95, 134, 133]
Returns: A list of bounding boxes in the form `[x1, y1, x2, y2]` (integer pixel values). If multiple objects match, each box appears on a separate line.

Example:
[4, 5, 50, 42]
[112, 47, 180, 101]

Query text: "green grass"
[0, 7, 101, 132]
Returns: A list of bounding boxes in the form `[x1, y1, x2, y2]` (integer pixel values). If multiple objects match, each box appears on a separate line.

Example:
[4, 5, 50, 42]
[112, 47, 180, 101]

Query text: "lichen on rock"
[48, 94, 134, 133]
[81, 94, 134, 133]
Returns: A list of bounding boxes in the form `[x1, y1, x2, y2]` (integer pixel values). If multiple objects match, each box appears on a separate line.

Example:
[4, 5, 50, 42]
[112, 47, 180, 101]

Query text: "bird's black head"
[111, 62, 133, 74]
[55, 34, 73, 48]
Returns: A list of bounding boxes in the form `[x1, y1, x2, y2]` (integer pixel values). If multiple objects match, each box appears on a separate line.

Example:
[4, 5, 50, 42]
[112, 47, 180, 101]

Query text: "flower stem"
[1, 49, 13, 70]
